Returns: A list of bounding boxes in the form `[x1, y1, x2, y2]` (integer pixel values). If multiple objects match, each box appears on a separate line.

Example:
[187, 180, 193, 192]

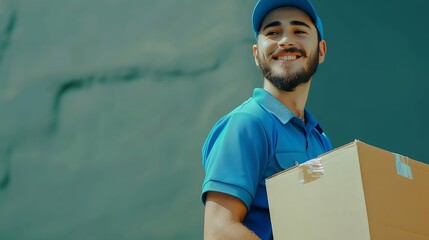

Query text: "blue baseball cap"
[252, 0, 324, 40]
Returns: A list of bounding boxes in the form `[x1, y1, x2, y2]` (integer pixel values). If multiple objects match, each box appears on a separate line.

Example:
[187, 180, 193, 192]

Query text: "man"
[201, 0, 332, 239]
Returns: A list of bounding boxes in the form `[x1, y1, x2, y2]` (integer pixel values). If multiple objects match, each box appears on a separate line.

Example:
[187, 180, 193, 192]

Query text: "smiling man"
[201, 0, 332, 239]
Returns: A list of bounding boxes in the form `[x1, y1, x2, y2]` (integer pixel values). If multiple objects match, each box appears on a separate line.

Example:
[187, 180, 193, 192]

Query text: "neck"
[263, 79, 311, 120]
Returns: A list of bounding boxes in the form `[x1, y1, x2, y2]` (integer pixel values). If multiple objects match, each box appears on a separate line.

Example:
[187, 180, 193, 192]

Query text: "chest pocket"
[275, 150, 309, 170]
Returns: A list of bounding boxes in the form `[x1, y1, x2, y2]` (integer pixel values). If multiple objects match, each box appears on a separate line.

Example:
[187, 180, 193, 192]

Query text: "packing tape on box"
[395, 153, 413, 180]
[298, 158, 324, 186]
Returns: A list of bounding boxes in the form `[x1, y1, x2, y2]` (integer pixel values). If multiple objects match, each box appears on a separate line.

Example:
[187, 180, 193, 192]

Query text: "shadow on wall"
[0, 145, 12, 190]
[49, 61, 221, 133]
[0, 1, 16, 65]
[0, 58, 221, 191]
[0, 0, 17, 190]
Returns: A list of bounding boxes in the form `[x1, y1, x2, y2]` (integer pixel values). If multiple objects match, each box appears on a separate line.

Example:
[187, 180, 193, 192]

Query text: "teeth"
[278, 56, 297, 61]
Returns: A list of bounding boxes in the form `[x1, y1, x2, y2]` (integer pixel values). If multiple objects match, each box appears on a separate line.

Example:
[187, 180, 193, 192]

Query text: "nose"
[278, 34, 293, 48]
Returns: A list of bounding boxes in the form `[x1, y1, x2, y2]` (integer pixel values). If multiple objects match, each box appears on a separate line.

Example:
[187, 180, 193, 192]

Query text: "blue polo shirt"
[201, 88, 332, 240]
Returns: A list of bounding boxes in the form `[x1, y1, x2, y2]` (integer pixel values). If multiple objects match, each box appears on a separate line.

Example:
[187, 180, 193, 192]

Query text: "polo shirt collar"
[252, 88, 319, 129]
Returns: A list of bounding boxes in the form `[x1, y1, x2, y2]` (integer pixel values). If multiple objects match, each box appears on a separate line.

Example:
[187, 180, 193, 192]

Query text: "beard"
[257, 45, 320, 92]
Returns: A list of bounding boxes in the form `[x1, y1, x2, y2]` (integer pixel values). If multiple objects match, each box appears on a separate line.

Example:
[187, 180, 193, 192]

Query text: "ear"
[253, 44, 260, 67]
[318, 40, 327, 64]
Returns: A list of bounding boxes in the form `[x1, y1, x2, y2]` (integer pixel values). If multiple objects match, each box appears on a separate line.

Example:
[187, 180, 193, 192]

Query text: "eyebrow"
[290, 20, 311, 29]
[261, 20, 312, 32]
[261, 21, 281, 31]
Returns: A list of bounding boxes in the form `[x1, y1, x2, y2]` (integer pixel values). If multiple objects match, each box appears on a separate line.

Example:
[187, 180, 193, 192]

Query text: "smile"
[272, 52, 303, 61]
[277, 55, 299, 61]
[271, 48, 306, 61]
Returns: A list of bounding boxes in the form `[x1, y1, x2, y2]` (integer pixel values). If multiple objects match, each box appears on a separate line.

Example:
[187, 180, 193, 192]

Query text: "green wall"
[0, 0, 427, 239]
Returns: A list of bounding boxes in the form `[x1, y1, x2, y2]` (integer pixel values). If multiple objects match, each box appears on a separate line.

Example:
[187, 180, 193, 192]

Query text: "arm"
[204, 191, 261, 240]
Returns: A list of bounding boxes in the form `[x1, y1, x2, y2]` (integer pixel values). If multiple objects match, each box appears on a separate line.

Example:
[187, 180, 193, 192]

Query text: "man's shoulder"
[228, 97, 273, 121]
[208, 98, 277, 139]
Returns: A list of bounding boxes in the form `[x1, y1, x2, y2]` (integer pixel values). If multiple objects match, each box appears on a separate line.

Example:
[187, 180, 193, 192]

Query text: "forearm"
[204, 192, 261, 240]
[204, 221, 261, 240]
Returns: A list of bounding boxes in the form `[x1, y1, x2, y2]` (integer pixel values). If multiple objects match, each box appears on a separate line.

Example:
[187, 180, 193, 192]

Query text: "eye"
[294, 30, 307, 34]
[266, 30, 280, 36]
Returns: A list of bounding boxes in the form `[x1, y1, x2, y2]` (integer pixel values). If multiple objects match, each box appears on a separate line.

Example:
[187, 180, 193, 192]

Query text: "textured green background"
[0, 0, 428, 239]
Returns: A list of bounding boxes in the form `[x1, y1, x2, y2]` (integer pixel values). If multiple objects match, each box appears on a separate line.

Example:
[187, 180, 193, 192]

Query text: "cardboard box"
[266, 140, 429, 240]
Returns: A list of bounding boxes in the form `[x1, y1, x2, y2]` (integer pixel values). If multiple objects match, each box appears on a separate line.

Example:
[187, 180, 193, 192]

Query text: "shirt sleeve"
[201, 112, 270, 209]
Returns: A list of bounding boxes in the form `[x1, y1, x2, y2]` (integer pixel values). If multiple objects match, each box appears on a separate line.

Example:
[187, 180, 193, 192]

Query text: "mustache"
[271, 47, 307, 58]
